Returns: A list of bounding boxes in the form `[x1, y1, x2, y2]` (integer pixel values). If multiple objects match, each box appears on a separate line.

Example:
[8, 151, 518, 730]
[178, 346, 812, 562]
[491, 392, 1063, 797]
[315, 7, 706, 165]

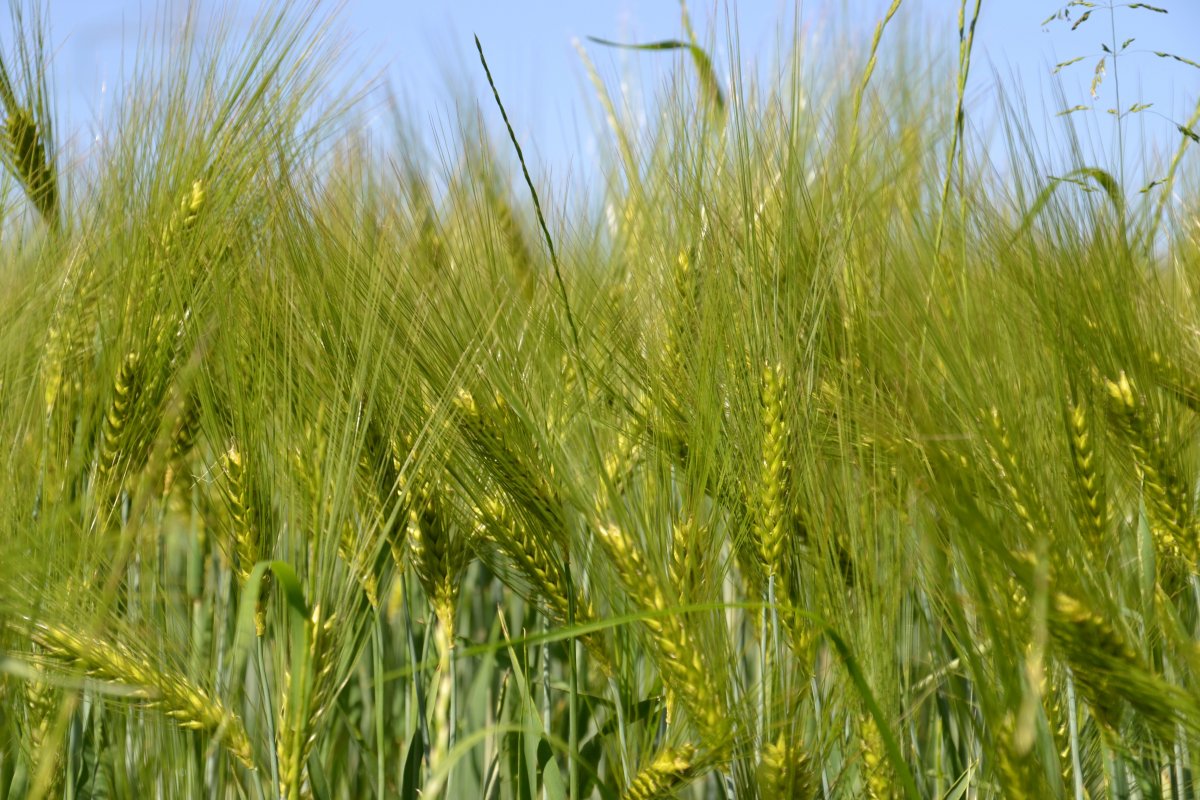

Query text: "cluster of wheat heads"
[2, 0, 1200, 798]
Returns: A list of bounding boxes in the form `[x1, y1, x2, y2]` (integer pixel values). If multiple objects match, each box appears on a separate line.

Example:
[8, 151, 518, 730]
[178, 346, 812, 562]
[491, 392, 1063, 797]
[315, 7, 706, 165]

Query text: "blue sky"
[25, 1, 1200, 188]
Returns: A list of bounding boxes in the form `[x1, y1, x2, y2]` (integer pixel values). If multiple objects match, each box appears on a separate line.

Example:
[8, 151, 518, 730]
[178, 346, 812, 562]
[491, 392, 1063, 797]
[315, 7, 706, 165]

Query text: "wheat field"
[2, 1, 1200, 798]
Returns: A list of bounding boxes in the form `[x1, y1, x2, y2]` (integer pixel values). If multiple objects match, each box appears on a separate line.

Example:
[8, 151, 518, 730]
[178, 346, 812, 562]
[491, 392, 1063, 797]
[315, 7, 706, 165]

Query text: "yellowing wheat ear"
[622, 743, 695, 800]
[758, 734, 817, 800]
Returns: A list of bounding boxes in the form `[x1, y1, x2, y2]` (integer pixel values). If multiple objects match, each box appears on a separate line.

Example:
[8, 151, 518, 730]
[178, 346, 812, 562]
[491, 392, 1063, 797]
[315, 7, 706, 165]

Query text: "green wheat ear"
[28, 620, 255, 769]
[0, 7, 59, 230]
[3, 104, 56, 225]
[758, 734, 817, 800]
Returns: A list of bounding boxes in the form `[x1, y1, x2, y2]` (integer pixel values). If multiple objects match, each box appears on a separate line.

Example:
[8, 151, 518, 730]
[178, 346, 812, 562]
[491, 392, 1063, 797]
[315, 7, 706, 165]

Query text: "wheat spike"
[984, 406, 1047, 543]
[1104, 371, 1196, 569]
[669, 514, 703, 601]
[597, 523, 727, 741]
[221, 444, 272, 634]
[1040, 668, 1075, 791]
[1047, 592, 1200, 742]
[31, 620, 254, 768]
[99, 352, 142, 481]
[622, 743, 695, 800]
[160, 179, 206, 257]
[663, 246, 696, 381]
[453, 388, 561, 536]
[598, 432, 641, 517]
[758, 734, 817, 799]
[993, 714, 1039, 800]
[755, 361, 789, 579]
[405, 464, 468, 638]
[475, 494, 611, 673]
[4, 104, 57, 226]
[859, 714, 892, 800]
[221, 445, 259, 584]
[277, 604, 338, 800]
[1066, 397, 1107, 551]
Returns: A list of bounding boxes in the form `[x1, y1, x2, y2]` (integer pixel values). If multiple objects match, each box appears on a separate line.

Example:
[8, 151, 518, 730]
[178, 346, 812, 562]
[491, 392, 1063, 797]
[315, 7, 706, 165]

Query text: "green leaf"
[1127, 102, 1153, 114]
[400, 726, 425, 800]
[1101, 42, 1112, 54]
[1053, 55, 1087, 73]
[1129, 3, 1168, 13]
[307, 753, 332, 800]
[1139, 178, 1165, 193]
[1121, 37, 1135, 50]
[1179, 125, 1200, 144]
[1057, 105, 1090, 116]
[542, 751, 567, 800]
[227, 560, 309, 703]
[1071, 10, 1093, 30]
